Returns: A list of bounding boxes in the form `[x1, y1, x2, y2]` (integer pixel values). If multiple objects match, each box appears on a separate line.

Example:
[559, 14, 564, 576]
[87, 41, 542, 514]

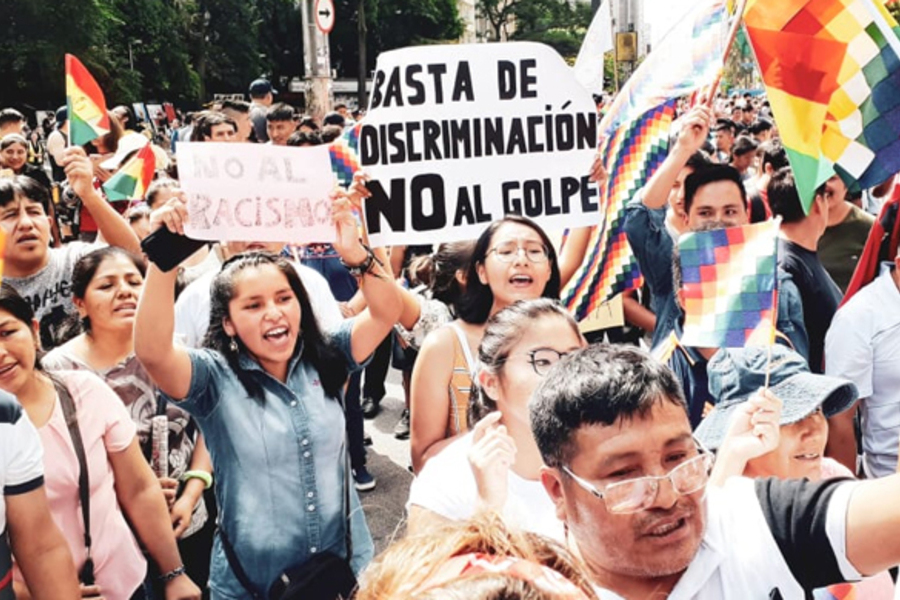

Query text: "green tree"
[330, 0, 462, 81]
[0, 0, 114, 107]
[476, 0, 593, 61]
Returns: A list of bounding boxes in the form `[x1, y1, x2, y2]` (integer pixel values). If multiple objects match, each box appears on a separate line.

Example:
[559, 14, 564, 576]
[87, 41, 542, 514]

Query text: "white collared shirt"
[593, 477, 862, 599]
[826, 270, 900, 478]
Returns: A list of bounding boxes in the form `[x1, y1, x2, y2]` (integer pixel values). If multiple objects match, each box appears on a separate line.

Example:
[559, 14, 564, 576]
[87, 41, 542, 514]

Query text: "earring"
[229, 336, 238, 353]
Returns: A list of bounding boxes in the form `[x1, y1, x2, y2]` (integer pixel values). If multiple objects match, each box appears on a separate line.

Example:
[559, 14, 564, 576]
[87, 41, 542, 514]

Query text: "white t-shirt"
[174, 260, 343, 348]
[1, 390, 44, 600]
[593, 477, 862, 600]
[825, 271, 900, 478]
[407, 431, 564, 542]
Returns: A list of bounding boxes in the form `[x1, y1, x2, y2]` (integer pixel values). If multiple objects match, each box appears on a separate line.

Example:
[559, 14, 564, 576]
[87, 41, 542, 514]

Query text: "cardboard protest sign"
[361, 42, 600, 247]
[176, 142, 335, 243]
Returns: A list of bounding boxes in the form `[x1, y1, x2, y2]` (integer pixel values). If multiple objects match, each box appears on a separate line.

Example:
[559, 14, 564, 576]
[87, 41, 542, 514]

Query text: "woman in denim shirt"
[134, 193, 402, 598]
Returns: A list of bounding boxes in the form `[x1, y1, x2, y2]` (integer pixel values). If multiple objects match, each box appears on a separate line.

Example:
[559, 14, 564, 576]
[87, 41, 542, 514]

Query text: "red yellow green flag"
[745, 0, 900, 212]
[102, 143, 156, 201]
[65, 54, 110, 146]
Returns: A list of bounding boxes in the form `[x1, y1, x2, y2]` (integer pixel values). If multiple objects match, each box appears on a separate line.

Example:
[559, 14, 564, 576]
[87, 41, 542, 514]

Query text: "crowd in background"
[2, 72, 900, 600]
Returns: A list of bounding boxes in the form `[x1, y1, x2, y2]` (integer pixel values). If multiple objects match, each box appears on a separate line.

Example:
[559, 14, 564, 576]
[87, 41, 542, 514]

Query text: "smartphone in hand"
[141, 227, 208, 272]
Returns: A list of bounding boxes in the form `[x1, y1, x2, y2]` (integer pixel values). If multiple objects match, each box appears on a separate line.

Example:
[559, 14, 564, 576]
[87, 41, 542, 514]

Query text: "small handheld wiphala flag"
[678, 220, 780, 349]
[329, 122, 362, 187]
[102, 142, 156, 201]
[65, 54, 110, 146]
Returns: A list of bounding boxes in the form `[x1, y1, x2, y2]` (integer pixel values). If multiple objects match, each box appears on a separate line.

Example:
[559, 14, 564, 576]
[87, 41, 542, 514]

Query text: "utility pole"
[300, 0, 333, 123]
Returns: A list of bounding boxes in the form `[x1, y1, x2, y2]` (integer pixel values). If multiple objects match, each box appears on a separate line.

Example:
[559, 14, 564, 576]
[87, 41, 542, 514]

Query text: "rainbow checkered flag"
[745, 0, 900, 210]
[329, 122, 362, 187]
[561, 100, 675, 320]
[678, 220, 780, 349]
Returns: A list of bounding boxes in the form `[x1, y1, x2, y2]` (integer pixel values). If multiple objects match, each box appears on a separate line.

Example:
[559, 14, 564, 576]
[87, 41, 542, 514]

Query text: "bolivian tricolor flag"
[65, 54, 110, 146]
[102, 143, 156, 201]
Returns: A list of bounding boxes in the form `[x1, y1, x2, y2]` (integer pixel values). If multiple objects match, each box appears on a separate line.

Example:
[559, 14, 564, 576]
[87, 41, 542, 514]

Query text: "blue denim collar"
[235, 339, 306, 381]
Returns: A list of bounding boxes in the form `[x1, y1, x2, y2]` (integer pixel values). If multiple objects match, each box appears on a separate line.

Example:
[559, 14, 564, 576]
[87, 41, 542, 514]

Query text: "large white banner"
[361, 42, 601, 247]
[176, 142, 335, 243]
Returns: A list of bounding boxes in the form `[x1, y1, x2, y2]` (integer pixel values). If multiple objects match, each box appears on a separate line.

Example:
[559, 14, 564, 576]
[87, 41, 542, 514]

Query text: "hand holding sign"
[361, 42, 601, 247]
[176, 142, 336, 244]
[331, 190, 368, 266]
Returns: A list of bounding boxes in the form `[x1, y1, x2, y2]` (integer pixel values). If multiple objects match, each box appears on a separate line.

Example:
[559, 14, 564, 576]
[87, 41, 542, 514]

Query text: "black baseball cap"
[248, 79, 277, 96]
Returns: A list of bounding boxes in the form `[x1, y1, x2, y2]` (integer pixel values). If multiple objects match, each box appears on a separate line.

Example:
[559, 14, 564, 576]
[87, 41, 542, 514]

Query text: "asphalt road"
[356, 369, 415, 555]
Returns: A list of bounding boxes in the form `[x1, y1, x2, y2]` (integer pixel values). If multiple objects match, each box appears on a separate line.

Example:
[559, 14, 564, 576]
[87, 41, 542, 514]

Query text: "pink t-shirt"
[13, 371, 145, 600]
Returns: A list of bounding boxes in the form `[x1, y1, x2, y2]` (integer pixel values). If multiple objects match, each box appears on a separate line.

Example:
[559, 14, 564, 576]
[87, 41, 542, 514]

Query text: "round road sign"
[315, 0, 335, 34]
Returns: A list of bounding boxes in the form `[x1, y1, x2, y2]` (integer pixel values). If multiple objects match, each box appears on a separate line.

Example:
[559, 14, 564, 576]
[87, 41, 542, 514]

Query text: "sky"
[643, 0, 702, 48]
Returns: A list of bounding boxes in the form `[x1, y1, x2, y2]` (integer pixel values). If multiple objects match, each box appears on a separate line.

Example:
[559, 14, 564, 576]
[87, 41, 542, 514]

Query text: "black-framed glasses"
[521, 348, 569, 376]
[561, 442, 714, 515]
[487, 240, 549, 263]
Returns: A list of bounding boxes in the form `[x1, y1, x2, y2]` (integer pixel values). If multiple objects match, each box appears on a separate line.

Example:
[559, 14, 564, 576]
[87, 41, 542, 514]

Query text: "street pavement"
[357, 369, 414, 555]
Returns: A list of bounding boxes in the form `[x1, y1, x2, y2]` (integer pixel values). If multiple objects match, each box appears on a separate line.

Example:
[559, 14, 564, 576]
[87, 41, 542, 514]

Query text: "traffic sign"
[315, 0, 335, 34]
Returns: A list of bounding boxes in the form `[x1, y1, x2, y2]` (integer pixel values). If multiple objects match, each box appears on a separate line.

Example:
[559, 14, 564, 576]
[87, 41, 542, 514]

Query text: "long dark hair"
[0, 283, 44, 372]
[406, 241, 476, 312]
[66, 247, 147, 336]
[456, 216, 561, 325]
[203, 252, 348, 401]
[468, 299, 578, 426]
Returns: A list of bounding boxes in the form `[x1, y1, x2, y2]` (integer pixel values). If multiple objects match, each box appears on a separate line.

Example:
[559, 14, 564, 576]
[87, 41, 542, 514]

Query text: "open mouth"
[114, 302, 137, 313]
[642, 516, 689, 540]
[16, 234, 39, 245]
[509, 274, 534, 287]
[263, 326, 290, 341]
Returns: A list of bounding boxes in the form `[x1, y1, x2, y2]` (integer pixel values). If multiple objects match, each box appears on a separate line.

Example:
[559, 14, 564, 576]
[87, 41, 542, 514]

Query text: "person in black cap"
[248, 78, 277, 142]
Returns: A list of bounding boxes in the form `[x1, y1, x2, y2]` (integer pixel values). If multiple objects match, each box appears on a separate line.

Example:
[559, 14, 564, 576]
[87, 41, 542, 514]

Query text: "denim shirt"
[162, 320, 374, 598]
[623, 194, 680, 349]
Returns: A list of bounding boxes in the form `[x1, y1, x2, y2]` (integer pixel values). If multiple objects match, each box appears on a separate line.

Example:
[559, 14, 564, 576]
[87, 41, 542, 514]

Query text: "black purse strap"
[219, 390, 354, 599]
[54, 378, 95, 585]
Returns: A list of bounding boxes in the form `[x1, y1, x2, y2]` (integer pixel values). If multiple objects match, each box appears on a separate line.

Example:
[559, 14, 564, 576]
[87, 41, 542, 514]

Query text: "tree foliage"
[330, 0, 463, 79]
[0, 0, 461, 110]
[476, 0, 592, 61]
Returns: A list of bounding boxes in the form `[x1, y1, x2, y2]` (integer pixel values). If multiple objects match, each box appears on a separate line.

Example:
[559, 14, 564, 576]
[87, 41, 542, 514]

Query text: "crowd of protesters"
[2, 70, 900, 600]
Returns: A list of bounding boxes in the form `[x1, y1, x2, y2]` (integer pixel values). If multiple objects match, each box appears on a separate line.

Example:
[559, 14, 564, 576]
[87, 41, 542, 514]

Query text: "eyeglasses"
[561, 445, 713, 515]
[487, 240, 549, 263]
[517, 348, 569, 376]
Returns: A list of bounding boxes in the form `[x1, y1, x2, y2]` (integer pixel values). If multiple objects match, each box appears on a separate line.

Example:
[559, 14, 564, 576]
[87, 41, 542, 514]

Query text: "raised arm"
[846, 474, 900, 575]
[640, 105, 712, 210]
[63, 147, 141, 253]
[330, 193, 402, 364]
[134, 198, 195, 400]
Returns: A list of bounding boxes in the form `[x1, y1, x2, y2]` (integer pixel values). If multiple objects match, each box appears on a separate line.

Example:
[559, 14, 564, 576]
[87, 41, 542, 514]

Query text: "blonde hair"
[356, 513, 598, 600]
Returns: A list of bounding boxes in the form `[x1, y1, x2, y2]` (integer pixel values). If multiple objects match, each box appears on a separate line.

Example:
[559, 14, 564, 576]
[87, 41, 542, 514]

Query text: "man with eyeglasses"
[530, 343, 900, 599]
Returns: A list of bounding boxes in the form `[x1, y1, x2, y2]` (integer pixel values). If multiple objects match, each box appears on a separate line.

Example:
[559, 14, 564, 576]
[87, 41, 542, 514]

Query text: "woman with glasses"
[407, 299, 582, 538]
[410, 216, 561, 473]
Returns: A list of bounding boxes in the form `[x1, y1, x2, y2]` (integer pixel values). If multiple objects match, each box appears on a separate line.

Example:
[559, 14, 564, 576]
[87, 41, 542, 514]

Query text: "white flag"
[573, 0, 613, 95]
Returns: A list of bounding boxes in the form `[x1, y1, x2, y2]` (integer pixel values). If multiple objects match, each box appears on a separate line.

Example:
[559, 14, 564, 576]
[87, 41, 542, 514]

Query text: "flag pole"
[763, 217, 782, 390]
[706, 0, 749, 104]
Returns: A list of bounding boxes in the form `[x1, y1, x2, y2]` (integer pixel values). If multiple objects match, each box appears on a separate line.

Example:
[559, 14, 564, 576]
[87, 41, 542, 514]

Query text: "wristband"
[181, 470, 213, 490]
[159, 565, 186, 583]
